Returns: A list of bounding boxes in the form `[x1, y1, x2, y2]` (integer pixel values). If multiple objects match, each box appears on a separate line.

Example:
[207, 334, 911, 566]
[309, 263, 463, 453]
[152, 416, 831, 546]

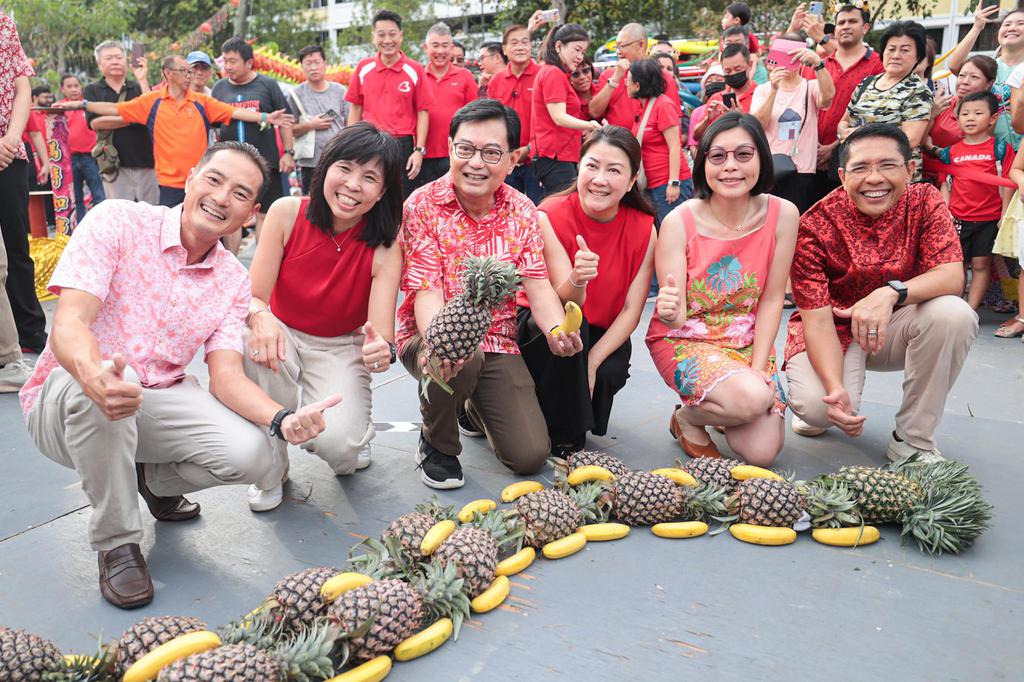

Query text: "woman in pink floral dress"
[646, 112, 798, 466]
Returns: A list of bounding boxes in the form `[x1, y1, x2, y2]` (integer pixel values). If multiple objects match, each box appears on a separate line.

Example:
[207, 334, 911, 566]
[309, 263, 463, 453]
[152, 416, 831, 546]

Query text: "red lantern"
[200, 22, 212, 34]
[231, 0, 240, 6]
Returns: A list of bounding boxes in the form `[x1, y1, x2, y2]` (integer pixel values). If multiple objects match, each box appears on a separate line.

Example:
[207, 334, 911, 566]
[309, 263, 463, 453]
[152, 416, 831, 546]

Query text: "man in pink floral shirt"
[21, 142, 341, 609]
[398, 99, 581, 489]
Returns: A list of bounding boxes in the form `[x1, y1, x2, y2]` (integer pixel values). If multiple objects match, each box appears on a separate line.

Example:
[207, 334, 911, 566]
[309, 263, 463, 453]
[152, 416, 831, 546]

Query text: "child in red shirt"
[930, 91, 1014, 310]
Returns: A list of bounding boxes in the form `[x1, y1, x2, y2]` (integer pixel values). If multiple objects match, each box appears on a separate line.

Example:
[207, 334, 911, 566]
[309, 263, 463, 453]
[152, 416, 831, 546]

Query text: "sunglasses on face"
[571, 66, 593, 78]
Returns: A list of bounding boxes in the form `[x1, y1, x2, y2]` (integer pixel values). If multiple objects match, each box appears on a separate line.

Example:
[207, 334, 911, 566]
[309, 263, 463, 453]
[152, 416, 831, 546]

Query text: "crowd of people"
[0, 3, 1018, 608]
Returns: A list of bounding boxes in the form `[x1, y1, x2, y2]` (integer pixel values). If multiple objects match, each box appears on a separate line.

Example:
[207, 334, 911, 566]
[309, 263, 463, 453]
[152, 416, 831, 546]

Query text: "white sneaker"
[356, 444, 372, 470]
[247, 483, 283, 512]
[0, 360, 33, 393]
[791, 415, 827, 437]
[886, 435, 944, 464]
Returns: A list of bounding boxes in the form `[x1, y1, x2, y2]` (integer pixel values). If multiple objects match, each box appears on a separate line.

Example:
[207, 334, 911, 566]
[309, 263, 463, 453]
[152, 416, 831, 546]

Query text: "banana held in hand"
[550, 301, 583, 336]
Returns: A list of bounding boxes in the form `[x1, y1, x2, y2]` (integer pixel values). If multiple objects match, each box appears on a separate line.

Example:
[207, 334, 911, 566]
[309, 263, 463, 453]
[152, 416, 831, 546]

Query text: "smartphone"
[540, 8, 560, 22]
[808, 1, 824, 15]
[722, 92, 738, 109]
[131, 43, 145, 68]
[766, 38, 806, 71]
[323, 109, 338, 120]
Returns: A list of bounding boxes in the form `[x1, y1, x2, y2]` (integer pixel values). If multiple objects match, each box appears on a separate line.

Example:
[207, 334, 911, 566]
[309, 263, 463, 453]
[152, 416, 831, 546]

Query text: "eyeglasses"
[570, 66, 593, 78]
[452, 142, 508, 164]
[166, 67, 189, 74]
[706, 144, 757, 165]
[507, 39, 531, 48]
[617, 39, 644, 51]
[842, 161, 908, 177]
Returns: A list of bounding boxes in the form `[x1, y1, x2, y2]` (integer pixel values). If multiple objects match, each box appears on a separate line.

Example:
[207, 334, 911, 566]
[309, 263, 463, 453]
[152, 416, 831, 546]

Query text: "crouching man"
[19, 142, 340, 609]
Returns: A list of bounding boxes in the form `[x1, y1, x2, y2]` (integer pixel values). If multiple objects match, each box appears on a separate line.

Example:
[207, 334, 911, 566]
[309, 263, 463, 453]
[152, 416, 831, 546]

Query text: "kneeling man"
[19, 142, 340, 608]
[784, 123, 977, 462]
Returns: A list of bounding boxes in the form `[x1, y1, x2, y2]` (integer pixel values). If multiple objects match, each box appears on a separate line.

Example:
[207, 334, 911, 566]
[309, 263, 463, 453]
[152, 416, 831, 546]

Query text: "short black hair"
[959, 90, 1000, 116]
[221, 36, 254, 62]
[196, 141, 271, 199]
[628, 59, 666, 99]
[31, 84, 51, 97]
[306, 122, 403, 248]
[834, 5, 870, 24]
[722, 26, 749, 41]
[838, 122, 912, 167]
[449, 98, 521, 152]
[481, 42, 507, 63]
[59, 73, 79, 87]
[452, 41, 465, 53]
[372, 9, 402, 31]
[720, 43, 751, 63]
[879, 21, 927, 64]
[692, 112, 773, 199]
[540, 23, 589, 71]
[297, 45, 325, 63]
[726, 2, 752, 24]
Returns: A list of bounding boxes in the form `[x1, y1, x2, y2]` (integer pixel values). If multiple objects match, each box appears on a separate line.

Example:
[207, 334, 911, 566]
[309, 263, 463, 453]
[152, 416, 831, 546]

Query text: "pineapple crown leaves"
[797, 479, 863, 529]
[458, 256, 521, 310]
[219, 609, 288, 649]
[682, 482, 730, 522]
[43, 641, 119, 682]
[271, 619, 340, 682]
[414, 559, 472, 641]
[886, 456, 983, 497]
[348, 536, 419, 581]
[463, 509, 524, 551]
[900, 483, 994, 555]
[565, 481, 613, 524]
[414, 496, 458, 522]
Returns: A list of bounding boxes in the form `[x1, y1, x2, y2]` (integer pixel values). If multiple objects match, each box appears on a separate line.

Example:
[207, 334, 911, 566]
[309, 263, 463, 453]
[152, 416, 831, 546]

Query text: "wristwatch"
[813, 61, 827, 71]
[413, 146, 427, 155]
[669, 179, 681, 187]
[282, 148, 294, 156]
[388, 342, 397, 365]
[886, 280, 908, 305]
[820, 35, 832, 46]
[269, 408, 294, 440]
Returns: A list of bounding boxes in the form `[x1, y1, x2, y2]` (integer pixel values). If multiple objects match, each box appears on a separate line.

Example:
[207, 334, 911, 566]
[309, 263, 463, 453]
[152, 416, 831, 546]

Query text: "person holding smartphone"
[691, 44, 758, 142]
[289, 45, 349, 195]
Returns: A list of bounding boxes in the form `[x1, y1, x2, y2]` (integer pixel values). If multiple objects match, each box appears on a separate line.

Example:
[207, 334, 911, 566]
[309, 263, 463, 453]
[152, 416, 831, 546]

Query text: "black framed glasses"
[452, 142, 508, 164]
[706, 144, 757, 165]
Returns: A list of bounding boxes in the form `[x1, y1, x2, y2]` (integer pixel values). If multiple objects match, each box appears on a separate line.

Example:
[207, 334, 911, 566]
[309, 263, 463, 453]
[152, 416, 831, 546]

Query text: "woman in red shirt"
[569, 56, 598, 119]
[531, 23, 602, 198]
[243, 123, 404, 511]
[924, 55, 998, 183]
[517, 127, 656, 455]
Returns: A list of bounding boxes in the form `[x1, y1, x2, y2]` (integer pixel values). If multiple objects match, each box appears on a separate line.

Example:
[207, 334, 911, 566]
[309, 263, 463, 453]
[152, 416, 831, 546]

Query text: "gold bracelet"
[246, 308, 271, 326]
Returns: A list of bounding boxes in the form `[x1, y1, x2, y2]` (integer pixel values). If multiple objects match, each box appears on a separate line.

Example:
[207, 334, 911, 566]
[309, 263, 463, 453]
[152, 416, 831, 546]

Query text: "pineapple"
[829, 465, 923, 524]
[720, 478, 807, 528]
[434, 527, 499, 598]
[677, 456, 742, 489]
[0, 627, 62, 681]
[422, 256, 521, 395]
[381, 497, 457, 562]
[513, 489, 585, 547]
[596, 472, 727, 526]
[550, 450, 631, 480]
[117, 616, 206, 672]
[797, 479, 863, 529]
[262, 566, 339, 631]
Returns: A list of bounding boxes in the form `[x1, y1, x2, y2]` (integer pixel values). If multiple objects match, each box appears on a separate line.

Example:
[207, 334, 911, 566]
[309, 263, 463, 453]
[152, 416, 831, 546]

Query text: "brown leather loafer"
[669, 405, 721, 459]
[136, 464, 201, 521]
[98, 543, 154, 609]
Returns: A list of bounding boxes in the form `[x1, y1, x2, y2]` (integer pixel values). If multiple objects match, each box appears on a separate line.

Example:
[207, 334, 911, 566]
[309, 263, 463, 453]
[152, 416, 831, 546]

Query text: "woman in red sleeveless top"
[242, 122, 404, 511]
[516, 127, 656, 455]
[647, 113, 798, 467]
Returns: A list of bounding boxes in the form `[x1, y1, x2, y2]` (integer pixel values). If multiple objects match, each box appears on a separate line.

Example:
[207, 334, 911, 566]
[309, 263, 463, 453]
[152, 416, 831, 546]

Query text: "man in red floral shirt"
[398, 99, 581, 489]
[785, 123, 977, 463]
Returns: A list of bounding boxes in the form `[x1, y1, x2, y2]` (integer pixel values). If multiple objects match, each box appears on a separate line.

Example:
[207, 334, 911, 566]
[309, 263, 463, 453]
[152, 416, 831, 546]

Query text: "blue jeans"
[71, 153, 106, 222]
[506, 164, 543, 205]
[646, 180, 693, 229]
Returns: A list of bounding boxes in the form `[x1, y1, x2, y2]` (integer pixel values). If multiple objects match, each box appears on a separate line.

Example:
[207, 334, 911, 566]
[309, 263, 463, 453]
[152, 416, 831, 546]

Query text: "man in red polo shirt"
[418, 22, 477, 188]
[692, 43, 758, 141]
[589, 22, 681, 127]
[346, 9, 435, 199]
[60, 73, 105, 221]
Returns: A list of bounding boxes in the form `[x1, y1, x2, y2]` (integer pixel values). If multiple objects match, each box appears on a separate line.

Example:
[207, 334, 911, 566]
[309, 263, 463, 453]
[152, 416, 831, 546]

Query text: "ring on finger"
[373, 361, 380, 369]
[251, 348, 259, 358]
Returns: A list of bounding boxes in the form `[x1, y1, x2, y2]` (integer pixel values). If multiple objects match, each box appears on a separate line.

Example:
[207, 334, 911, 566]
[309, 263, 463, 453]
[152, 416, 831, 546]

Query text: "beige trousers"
[243, 319, 373, 486]
[785, 295, 978, 450]
[102, 167, 159, 204]
[0, 227, 23, 364]
[28, 366, 273, 551]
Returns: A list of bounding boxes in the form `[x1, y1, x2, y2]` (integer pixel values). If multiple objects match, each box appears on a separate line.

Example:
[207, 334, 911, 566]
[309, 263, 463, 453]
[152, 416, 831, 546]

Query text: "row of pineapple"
[0, 450, 992, 681]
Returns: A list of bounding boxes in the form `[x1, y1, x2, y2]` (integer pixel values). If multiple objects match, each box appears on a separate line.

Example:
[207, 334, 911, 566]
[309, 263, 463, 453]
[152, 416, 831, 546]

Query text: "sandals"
[668, 405, 721, 459]
[994, 316, 1024, 339]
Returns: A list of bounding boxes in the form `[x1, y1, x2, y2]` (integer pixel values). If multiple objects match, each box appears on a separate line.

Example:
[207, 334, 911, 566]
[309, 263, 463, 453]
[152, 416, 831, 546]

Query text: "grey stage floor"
[1, 278, 1021, 680]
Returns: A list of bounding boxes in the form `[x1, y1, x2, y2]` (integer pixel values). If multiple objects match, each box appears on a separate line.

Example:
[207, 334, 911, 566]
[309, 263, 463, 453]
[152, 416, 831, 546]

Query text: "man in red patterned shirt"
[398, 99, 582, 489]
[784, 124, 977, 463]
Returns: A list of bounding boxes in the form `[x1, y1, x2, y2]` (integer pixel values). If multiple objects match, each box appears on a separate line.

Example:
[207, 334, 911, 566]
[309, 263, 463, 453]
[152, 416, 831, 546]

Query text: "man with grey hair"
[418, 21, 477, 187]
[589, 22, 681, 127]
[82, 40, 159, 204]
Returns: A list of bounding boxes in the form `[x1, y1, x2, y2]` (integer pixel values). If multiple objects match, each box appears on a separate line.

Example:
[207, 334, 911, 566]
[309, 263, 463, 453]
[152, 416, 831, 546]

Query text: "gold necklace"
[329, 226, 356, 252]
[708, 198, 752, 231]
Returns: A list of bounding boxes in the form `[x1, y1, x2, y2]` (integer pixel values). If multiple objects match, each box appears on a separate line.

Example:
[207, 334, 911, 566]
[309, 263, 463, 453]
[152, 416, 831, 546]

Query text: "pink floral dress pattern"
[647, 199, 787, 415]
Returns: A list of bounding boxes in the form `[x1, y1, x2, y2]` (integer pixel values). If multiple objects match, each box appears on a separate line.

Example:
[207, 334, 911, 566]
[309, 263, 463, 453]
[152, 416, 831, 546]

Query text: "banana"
[500, 480, 544, 502]
[122, 631, 222, 682]
[456, 498, 497, 523]
[495, 547, 536, 576]
[470, 576, 511, 613]
[650, 468, 699, 487]
[731, 465, 785, 481]
[393, 618, 453, 661]
[320, 572, 374, 602]
[542, 532, 587, 559]
[651, 521, 709, 538]
[578, 522, 630, 541]
[811, 526, 880, 547]
[326, 655, 392, 682]
[566, 465, 615, 486]
[729, 524, 797, 546]
[549, 301, 583, 335]
[419, 519, 457, 556]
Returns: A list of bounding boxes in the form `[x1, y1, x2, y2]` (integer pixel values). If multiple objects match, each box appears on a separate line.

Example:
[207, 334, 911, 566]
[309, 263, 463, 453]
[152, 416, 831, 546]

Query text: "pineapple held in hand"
[422, 256, 521, 395]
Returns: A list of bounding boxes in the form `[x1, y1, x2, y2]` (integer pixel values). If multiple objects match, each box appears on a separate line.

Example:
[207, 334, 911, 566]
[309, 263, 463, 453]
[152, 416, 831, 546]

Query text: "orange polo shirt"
[118, 89, 235, 188]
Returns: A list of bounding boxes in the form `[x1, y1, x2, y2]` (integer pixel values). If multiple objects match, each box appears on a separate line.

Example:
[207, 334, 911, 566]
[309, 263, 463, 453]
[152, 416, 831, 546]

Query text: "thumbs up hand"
[571, 234, 599, 286]
[281, 393, 343, 445]
[656, 273, 683, 323]
[361, 321, 392, 373]
[83, 353, 143, 421]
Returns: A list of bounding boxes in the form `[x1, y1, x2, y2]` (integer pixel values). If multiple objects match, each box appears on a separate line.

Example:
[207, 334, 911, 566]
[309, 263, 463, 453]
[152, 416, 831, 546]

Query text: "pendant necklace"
[329, 227, 355, 252]
[709, 198, 751, 232]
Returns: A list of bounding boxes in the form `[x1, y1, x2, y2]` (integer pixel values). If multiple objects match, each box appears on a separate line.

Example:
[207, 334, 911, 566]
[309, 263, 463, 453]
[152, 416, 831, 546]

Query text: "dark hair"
[652, 51, 676, 71]
[306, 122, 403, 248]
[481, 42, 507, 64]
[879, 21, 927, 65]
[221, 36, 253, 62]
[923, 36, 937, 80]
[720, 43, 751, 64]
[725, 2, 752, 24]
[692, 112, 773, 199]
[653, 40, 675, 54]
[298, 45, 326, 63]
[452, 41, 465, 53]
[540, 23, 589, 71]
[372, 9, 402, 31]
[553, 126, 654, 216]
[959, 90, 1000, 116]
[962, 54, 998, 84]
[449, 98, 521, 152]
[722, 26, 749, 41]
[59, 73, 79, 87]
[502, 24, 529, 45]
[31, 84, 52, 97]
[628, 59, 666, 99]
[838, 122, 912, 167]
[834, 4, 870, 24]
[197, 141, 271, 198]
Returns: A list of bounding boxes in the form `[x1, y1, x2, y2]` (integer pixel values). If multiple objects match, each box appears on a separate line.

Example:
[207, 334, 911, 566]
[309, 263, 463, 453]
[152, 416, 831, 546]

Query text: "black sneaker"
[416, 434, 465, 489]
[457, 408, 484, 438]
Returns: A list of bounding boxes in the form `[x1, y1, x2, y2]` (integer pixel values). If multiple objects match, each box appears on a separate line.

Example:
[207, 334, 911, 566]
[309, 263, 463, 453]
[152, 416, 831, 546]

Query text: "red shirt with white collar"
[423, 65, 477, 158]
[345, 51, 435, 137]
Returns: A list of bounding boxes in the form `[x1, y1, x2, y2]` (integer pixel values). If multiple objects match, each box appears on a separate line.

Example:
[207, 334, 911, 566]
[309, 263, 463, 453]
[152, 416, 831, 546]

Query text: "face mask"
[704, 81, 727, 99]
[723, 71, 749, 89]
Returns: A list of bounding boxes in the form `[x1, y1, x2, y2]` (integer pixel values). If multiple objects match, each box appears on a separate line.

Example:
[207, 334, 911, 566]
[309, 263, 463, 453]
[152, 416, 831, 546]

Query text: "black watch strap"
[269, 408, 294, 440]
[388, 342, 397, 365]
[887, 280, 908, 305]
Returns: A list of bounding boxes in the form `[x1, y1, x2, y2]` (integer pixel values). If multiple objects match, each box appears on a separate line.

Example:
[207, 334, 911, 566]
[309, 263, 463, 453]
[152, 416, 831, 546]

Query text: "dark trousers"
[533, 157, 577, 198]
[808, 169, 840, 208]
[0, 160, 48, 350]
[25, 142, 54, 227]
[396, 135, 415, 200]
[71, 153, 106, 222]
[158, 185, 186, 208]
[516, 307, 631, 447]
[646, 181, 693, 229]
[773, 172, 816, 214]
[506, 164, 543, 205]
[300, 167, 315, 195]
[415, 157, 450, 188]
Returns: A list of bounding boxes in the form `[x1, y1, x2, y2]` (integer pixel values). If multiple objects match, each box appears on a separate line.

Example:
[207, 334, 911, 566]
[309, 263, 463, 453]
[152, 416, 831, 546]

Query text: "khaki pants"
[27, 366, 273, 551]
[785, 296, 978, 450]
[400, 335, 550, 474]
[0, 227, 22, 364]
[243, 320, 373, 486]
[102, 167, 159, 204]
